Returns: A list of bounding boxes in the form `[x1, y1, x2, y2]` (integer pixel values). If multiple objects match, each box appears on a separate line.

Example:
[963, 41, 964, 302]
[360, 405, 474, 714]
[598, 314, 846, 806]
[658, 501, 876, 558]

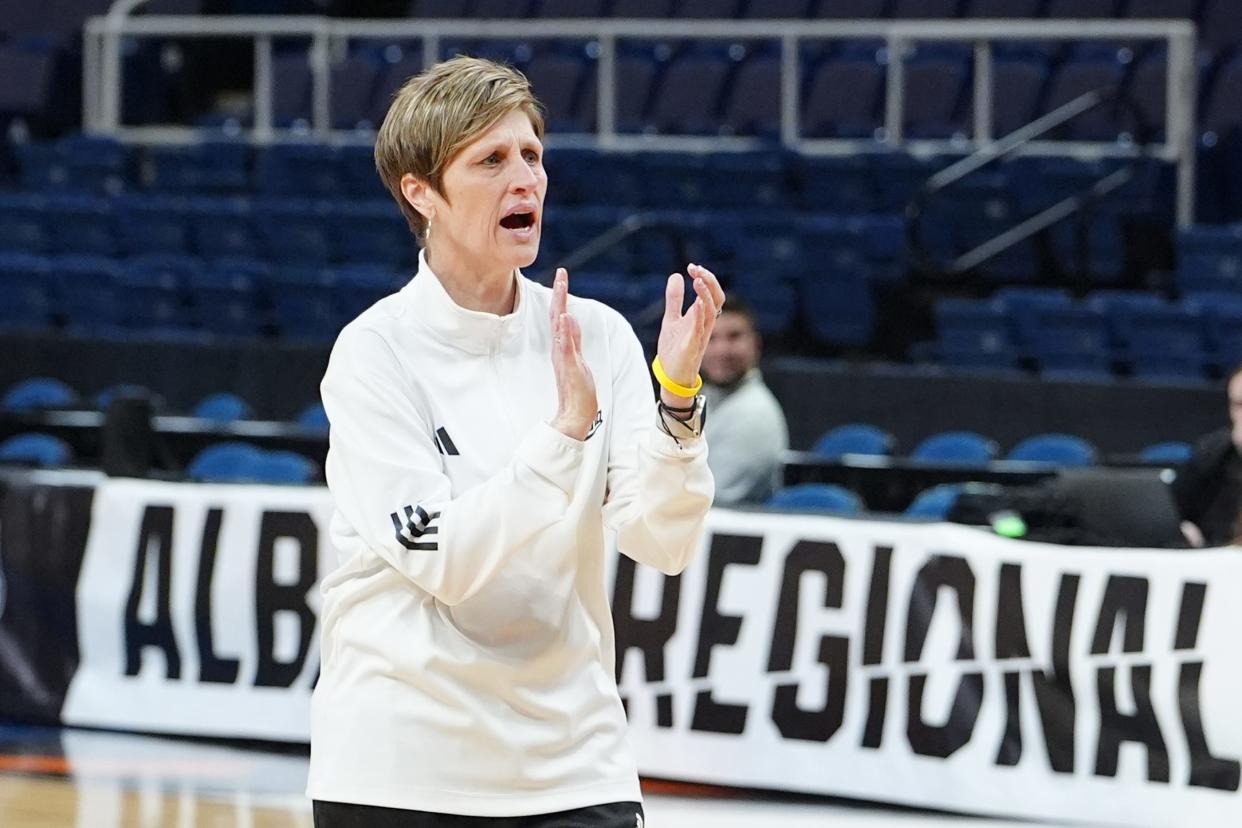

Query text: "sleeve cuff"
[515, 421, 586, 495]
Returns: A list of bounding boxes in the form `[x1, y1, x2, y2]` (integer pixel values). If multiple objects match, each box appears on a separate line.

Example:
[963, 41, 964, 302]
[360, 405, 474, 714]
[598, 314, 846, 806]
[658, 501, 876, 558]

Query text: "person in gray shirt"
[701, 295, 789, 504]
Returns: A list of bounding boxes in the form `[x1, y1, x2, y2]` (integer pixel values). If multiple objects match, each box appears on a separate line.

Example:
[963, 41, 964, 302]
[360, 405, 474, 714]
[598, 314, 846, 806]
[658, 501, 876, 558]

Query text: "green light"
[992, 512, 1027, 539]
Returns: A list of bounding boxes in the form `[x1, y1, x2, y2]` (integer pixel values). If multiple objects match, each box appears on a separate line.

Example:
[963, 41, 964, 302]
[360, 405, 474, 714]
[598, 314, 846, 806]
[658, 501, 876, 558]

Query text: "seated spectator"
[701, 294, 788, 504]
[1174, 363, 1242, 547]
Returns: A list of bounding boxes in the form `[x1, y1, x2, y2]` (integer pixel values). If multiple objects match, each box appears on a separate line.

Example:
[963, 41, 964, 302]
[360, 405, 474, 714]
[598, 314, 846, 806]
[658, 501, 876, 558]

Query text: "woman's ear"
[400, 173, 434, 222]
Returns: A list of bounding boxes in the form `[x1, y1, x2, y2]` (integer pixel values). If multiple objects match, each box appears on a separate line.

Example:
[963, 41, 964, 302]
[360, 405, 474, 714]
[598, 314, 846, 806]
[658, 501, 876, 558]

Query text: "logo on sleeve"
[585, 409, 604, 440]
[390, 504, 440, 551]
[433, 426, 459, 456]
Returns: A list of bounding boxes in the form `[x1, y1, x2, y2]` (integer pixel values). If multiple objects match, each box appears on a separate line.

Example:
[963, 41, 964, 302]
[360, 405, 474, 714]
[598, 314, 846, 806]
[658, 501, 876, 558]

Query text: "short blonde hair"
[374, 56, 546, 245]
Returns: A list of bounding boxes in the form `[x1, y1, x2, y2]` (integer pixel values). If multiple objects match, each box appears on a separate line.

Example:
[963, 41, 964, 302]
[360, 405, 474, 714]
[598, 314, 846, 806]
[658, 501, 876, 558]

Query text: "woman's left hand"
[656, 263, 725, 401]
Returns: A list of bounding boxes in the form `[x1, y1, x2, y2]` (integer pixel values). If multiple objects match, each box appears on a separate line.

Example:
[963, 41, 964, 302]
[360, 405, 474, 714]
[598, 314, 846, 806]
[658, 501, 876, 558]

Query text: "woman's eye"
[523, 150, 539, 164]
[483, 153, 500, 165]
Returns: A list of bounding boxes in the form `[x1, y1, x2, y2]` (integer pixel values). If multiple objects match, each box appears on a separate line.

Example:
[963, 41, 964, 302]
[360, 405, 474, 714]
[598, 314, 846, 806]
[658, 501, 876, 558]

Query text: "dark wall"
[765, 358, 1226, 454]
[0, 333, 1226, 453]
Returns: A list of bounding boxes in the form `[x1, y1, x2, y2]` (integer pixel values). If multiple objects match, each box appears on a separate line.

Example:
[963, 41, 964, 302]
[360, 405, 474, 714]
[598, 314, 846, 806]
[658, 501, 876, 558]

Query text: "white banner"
[61, 479, 1242, 826]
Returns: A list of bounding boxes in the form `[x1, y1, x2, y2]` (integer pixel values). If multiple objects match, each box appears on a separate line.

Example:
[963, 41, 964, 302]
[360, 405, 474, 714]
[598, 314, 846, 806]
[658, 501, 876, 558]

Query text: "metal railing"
[906, 86, 1142, 278]
[83, 6, 1198, 226]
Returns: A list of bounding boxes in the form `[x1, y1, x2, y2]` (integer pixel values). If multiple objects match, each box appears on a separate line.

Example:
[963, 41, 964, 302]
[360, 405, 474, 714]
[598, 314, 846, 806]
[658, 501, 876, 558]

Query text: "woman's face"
[425, 109, 547, 273]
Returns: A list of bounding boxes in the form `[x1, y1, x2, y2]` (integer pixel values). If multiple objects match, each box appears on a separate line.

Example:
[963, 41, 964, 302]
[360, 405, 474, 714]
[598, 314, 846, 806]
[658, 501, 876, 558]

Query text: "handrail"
[81, 14, 1198, 226]
[905, 86, 1148, 278]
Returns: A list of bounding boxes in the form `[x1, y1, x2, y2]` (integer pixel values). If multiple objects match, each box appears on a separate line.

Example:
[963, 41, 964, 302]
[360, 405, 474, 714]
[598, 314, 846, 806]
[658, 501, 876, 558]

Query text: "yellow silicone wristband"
[651, 355, 703, 397]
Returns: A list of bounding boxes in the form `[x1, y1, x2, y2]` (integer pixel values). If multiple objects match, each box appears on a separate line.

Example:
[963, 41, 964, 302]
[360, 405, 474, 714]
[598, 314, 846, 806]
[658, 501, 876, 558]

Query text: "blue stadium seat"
[192, 392, 254, 422]
[271, 52, 313, 128]
[992, 58, 1051, 138]
[803, 55, 884, 138]
[2, 377, 78, 411]
[721, 54, 780, 138]
[767, 483, 864, 515]
[577, 53, 659, 133]
[729, 272, 797, 338]
[905, 483, 965, 520]
[0, 46, 58, 126]
[192, 259, 267, 338]
[44, 195, 118, 257]
[53, 255, 124, 335]
[188, 198, 259, 261]
[115, 195, 192, 257]
[1040, 57, 1128, 141]
[933, 298, 1019, 370]
[1177, 225, 1242, 293]
[910, 431, 999, 465]
[255, 144, 343, 198]
[334, 201, 412, 267]
[330, 54, 381, 129]
[904, 53, 970, 138]
[1049, 216, 1127, 286]
[252, 450, 318, 484]
[647, 52, 732, 135]
[146, 141, 249, 194]
[15, 135, 129, 195]
[1006, 433, 1098, 466]
[1139, 441, 1193, 464]
[0, 193, 48, 254]
[799, 267, 875, 348]
[811, 423, 895, 459]
[255, 200, 334, 265]
[1203, 57, 1242, 142]
[523, 51, 589, 133]
[794, 155, 875, 213]
[1029, 305, 1112, 375]
[0, 253, 54, 331]
[0, 432, 73, 467]
[367, 47, 425, 126]
[296, 401, 329, 431]
[186, 441, 266, 483]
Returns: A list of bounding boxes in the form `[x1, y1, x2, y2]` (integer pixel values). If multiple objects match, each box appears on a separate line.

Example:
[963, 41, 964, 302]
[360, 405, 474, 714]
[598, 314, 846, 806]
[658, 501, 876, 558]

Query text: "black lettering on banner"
[1095, 665, 1170, 782]
[690, 533, 761, 735]
[1090, 575, 1149, 655]
[861, 545, 892, 750]
[994, 563, 1029, 766]
[1179, 661, 1241, 791]
[612, 554, 682, 728]
[1029, 573, 1079, 774]
[124, 505, 181, 679]
[194, 508, 240, 684]
[904, 555, 983, 759]
[254, 511, 318, 688]
[1169, 581, 1240, 791]
[767, 541, 849, 742]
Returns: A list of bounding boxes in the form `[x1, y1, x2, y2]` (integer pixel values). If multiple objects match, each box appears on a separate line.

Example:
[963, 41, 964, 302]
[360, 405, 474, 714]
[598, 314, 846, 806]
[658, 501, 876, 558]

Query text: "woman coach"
[307, 56, 722, 827]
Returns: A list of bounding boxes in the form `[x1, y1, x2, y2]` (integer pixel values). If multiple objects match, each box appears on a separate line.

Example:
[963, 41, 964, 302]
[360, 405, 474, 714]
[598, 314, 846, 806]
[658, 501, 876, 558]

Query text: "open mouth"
[500, 212, 535, 230]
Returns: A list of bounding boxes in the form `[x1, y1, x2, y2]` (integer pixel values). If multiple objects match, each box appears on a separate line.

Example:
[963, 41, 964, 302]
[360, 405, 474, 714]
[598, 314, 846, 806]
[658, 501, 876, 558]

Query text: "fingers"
[550, 267, 568, 326]
[566, 311, 583, 353]
[692, 274, 718, 335]
[664, 273, 684, 322]
[688, 263, 724, 310]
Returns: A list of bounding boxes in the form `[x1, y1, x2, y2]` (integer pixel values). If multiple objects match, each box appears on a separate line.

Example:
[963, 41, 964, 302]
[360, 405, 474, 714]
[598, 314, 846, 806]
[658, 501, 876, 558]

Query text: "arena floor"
[0, 724, 1067, 827]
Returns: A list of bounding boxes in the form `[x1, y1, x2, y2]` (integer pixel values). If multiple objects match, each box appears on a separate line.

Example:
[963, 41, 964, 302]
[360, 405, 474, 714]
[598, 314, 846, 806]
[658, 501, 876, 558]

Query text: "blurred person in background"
[308, 56, 722, 827]
[1174, 362, 1242, 547]
[701, 295, 788, 505]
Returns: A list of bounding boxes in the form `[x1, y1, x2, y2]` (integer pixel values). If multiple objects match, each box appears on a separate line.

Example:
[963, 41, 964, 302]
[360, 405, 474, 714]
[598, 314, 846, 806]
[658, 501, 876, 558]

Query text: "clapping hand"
[656, 264, 725, 407]
[548, 268, 598, 441]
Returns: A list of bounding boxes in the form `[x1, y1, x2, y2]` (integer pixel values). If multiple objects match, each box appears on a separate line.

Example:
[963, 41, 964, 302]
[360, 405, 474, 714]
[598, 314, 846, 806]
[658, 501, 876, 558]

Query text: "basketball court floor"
[0, 724, 1059, 827]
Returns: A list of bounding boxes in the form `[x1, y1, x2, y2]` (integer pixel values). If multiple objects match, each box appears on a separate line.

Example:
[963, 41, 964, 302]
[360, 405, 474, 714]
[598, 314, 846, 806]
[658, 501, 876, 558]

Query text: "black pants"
[313, 799, 644, 828]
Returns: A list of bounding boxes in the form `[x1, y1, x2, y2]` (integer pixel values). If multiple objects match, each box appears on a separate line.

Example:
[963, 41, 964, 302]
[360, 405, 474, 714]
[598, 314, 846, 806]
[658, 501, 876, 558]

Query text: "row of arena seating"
[0, 378, 328, 429]
[924, 284, 1242, 380]
[136, 40, 1242, 143]
[804, 421, 1191, 465]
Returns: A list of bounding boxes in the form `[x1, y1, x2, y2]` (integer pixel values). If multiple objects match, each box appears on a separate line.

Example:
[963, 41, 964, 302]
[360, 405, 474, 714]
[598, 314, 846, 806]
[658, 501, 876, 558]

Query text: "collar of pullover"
[406, 249, 528, 355]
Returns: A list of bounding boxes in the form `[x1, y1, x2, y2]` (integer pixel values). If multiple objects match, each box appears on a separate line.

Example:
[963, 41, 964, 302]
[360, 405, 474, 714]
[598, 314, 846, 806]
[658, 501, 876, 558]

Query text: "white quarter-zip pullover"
[307, 253, 714, 816]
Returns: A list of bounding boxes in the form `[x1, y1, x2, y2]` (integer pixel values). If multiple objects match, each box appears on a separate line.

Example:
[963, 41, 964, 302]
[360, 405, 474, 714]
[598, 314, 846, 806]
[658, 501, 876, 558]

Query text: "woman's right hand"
[549, 268, 598, 441]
